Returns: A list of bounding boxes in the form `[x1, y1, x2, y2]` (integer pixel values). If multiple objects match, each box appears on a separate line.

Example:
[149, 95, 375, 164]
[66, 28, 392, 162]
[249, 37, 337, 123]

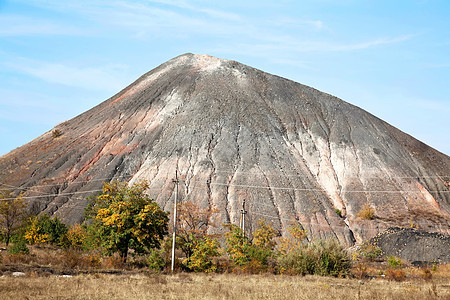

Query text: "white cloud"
[3, 57, 130, 92]
[145, 0, 242, 21]
[211, 34, 414, 58]
[270, 17, 324, 30]
[324, 35, 414, 51]
[0, 14, 86, 36]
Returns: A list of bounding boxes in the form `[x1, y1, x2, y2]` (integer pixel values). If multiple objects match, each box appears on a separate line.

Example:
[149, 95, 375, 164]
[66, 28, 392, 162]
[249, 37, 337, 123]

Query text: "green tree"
[250, 219, 279, 267]
[24, 215, 68, 246]
[183, 237, 220, 272]
[224, 221, 278, 272]
[24, 216, 50, 245]
[65, 223, 87, 250]
[277, 223, 307, 255]
[0, 190, 27, 246]
[86, 181, 169, 261]
[224, 223, 252, 267]
[35, 214, 68, 245]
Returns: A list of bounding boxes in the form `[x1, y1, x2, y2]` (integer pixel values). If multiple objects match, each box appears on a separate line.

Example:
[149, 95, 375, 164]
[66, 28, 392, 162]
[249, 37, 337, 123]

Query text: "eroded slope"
[1, 53, 449, 244]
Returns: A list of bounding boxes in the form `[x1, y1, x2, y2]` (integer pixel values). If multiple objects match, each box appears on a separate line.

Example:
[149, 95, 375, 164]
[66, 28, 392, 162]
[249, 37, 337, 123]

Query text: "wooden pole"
[171, 170, 178, 272]
[241, 199, 247, 237]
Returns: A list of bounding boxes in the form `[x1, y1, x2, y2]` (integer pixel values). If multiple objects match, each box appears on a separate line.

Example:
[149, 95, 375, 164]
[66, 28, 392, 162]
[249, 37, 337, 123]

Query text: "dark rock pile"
[369, 227, 450, 264]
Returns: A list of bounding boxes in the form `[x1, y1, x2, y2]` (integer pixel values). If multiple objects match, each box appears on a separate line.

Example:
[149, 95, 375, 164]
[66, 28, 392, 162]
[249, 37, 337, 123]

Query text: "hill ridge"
[1, 53, 449, 245]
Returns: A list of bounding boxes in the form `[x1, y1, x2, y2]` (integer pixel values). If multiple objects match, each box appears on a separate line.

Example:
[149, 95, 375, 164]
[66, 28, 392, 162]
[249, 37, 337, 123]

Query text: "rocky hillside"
[1, 53, 449, 245]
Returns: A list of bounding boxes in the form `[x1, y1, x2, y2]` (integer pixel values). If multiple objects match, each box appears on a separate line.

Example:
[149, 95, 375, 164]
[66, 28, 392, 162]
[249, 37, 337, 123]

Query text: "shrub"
[224, 222, 276, 273]
[278, 239, 351, 277]
[224, 224, 252, 267]
[386, 268, 406, 281]
[24, 217, 50, 245]
[352, 263, 368, 279]
[102, 254, 125, 269]
[52, 129, 61, 138]
[147, 248, 166, 272]
[277, 223, 307, 255]
[309, 239, 351, 277]
[278, 248, 315, 275]
[61, 250, 83, 269]
[358, 243, 382, 261]
[35, 214, 68, 245]
[8, 239, 29, 255]
[183, 237, 220, 273]
[86, 252, 102, 269]
[335, 209, 342, 217]
[422, 268, 432, 280]
[357, 205, 375, 220]
[65, 223, 87, 249]
[387, 255, 402, 268]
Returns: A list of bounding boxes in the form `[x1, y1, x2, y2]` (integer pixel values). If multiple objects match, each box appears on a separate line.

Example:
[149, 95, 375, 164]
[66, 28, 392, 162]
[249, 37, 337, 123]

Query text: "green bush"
[387, 255, 402, 268]
[359, 243, 382, 261]
[224, 224, 253, 267]
[183, 237, 220, 273]
[147, 248, 166, 272]
[278, 239, 351, 277]
[37, 214, 68, 245]
[25, 214, 68, 246]
[224, 221, 279, 273]
[278, 248, 315, 275]
[310, 239, 351, 276]
[8, 239, 29, 255]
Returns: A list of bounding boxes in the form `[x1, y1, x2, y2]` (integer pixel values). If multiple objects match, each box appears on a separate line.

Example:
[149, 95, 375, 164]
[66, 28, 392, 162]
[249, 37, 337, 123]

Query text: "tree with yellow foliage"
[0, 190, 27, 246]
[24, 216, 50, 245]
[86, 181, 168, 261]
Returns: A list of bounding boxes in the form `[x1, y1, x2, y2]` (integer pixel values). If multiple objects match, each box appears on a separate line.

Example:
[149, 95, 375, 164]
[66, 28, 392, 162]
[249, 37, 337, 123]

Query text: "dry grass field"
[1, 244, 449, 299]
[1, 272, 449, 300]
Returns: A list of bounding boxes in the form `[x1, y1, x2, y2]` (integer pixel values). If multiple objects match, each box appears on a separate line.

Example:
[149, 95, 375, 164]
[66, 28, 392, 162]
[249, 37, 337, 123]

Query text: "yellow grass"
[0, 273, 449, 300]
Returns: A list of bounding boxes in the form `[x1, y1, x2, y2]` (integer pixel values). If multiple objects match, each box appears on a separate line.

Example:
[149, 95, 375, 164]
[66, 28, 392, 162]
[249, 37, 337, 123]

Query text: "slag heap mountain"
[1, 53, 449, 245]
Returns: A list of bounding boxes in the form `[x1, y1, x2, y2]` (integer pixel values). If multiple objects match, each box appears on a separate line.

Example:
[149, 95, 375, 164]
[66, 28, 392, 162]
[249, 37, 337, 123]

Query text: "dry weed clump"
[102, 254, 125, 269]
[357, 204, 375, 220]
[1, 253, 33, 264]
[386, 268, 406, 281]
[422, 268, 432, 280]
[352, 263, 368, 279]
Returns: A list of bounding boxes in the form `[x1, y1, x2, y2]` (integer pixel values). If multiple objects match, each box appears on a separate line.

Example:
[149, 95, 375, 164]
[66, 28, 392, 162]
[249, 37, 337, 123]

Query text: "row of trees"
[0, 181, 351, 276]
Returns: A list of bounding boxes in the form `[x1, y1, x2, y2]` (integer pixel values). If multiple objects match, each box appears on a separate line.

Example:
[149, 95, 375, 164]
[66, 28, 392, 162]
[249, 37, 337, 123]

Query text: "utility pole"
[171, 170, 179, 272]
[240, 199, 247, 237]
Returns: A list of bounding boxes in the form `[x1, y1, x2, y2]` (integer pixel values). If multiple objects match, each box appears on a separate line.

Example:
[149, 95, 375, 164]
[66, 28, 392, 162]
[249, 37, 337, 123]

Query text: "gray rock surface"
[369, 227, 450, 263]
[1, 53, 449, 245]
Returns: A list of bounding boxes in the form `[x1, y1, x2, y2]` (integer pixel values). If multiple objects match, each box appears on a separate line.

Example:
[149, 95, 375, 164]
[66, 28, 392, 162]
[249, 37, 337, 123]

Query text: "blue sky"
[0, 0, 449, 156]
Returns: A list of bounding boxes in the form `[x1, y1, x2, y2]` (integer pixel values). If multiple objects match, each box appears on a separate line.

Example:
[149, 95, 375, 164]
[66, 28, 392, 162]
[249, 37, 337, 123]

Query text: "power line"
[1, 171, 448, 194]
[0, 189, 104, 201]
[0, 174, 134, 191]
[189, 180, 450, 194]
[1, 177, 449, 201]
[249, 211, 353, 231]
[210, 169, 450, 180]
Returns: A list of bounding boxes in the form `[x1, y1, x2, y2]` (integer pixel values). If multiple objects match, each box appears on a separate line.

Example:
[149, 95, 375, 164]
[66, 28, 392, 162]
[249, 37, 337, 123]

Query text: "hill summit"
[1, 53, 449, 244]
